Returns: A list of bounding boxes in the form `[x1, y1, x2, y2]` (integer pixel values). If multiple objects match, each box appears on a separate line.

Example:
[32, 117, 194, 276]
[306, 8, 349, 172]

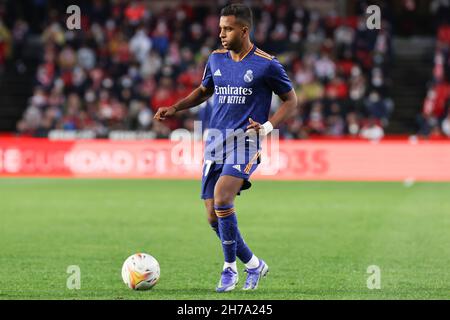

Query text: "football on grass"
[121, 253, 160, 290]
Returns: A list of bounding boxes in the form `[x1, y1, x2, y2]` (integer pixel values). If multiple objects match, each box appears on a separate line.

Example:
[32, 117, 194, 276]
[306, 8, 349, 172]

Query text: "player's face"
[219, 15, 248, 51]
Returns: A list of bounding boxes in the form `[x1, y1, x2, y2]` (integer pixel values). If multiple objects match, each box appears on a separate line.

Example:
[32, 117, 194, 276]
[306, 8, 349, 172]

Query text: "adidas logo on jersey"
[214, 69, 222, 76]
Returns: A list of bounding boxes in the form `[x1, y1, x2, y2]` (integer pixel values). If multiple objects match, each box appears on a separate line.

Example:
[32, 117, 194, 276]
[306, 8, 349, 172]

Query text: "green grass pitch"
[0, 178, 449, 300]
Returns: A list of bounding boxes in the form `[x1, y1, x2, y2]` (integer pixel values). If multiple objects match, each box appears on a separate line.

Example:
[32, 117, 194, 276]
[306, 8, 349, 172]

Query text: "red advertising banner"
[0, 137, 449, 181]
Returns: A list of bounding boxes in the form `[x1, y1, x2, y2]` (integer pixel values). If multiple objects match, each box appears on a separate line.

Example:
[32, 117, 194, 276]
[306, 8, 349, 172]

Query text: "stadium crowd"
[4, 0, 396, 139]
[417, 5, 450, 138]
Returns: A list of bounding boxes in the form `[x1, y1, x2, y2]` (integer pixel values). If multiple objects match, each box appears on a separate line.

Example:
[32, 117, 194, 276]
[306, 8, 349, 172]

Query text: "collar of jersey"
[227, 44, 255, 62]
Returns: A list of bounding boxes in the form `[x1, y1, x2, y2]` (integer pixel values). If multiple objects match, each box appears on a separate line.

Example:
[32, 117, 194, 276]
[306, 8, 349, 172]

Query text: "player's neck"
[229, 40, 253, 62]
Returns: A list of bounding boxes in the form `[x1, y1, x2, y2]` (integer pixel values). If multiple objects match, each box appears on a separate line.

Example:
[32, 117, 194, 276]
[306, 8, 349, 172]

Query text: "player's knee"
[213, 192, 234, 208]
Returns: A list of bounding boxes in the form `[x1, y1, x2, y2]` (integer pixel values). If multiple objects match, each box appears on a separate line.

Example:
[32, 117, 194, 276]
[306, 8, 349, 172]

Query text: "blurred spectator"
[348, 66, 366, 108]
[306, 102, 326, 135]
[360, 117, 384, 140]
[326, 103, 345, 136]
[314, 53, 336, 82]
[77, 43, 96, 70]
[125, 1, 148, 26]
[129, 27, 152, 63]
[325, 76, 348, 100]
[346, 112, 361, 136]
[441, 112, 450, 136]
[364, 90, 390, 124]
[418, 83, 450, 137]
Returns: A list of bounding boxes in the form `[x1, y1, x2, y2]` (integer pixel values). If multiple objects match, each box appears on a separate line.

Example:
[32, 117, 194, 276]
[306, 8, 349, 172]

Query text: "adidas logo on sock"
[214, 69, 222, 76]
[222, 240, 236, 245]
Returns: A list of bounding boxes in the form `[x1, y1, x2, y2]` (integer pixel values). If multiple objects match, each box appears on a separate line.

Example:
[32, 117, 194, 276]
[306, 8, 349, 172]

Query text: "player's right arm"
[153, 85, 214, 121]
[154, 55, 215, 121]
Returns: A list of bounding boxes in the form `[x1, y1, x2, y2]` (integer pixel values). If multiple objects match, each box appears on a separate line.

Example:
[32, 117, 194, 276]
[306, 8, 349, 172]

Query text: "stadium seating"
[5, 1, 396, 139]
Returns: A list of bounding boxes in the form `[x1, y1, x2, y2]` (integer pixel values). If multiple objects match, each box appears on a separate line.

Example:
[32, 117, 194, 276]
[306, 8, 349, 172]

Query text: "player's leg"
[202, 163, 251, 280]
[204, 199, 220, 238]
[218, 162, 269, 291]
[213, 174, 243, 292]
[202, 164, 225, 240]
[204, 198, 254, 265]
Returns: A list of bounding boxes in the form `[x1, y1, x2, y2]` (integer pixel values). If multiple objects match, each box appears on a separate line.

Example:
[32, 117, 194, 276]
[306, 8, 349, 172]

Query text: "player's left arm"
[247, 89, 297, 135]
[247, 57, 298, 135]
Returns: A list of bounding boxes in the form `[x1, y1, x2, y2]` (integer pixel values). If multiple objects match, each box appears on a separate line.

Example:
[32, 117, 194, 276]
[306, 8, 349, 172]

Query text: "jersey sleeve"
[201, 56, 214, 88]
[265, 58, 293, 96]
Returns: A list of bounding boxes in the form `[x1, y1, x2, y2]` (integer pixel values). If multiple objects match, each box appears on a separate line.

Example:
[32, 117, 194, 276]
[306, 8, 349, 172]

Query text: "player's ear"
[241, 25, 249, 37]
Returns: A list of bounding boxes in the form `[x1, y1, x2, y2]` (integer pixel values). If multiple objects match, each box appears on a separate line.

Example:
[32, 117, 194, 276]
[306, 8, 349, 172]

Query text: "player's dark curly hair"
[220, 3, 253, 29]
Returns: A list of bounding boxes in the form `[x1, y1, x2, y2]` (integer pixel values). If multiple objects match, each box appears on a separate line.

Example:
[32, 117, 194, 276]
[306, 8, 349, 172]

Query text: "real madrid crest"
[244, 69, 253, 83]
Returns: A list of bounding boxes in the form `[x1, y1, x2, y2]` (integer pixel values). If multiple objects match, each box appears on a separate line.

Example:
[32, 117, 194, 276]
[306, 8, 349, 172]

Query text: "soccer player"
[154, 4, 297, 292]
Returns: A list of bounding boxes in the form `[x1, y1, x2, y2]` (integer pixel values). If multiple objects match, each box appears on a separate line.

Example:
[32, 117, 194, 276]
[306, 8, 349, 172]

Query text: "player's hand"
[246, 118, 274, 136]
[154, 106, 177, 121]
[246, 118, 261, 132]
